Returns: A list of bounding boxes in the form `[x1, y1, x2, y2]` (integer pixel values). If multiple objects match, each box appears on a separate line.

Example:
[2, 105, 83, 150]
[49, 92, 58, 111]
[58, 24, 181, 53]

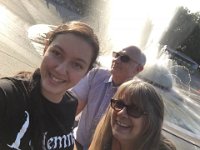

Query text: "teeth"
[117, 120, 129, 128]
[51, 75, 64, 83]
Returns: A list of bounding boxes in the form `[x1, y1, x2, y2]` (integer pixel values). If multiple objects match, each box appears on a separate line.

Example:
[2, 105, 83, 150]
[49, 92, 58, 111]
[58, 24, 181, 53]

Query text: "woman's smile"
[49, 72, 67, 84]
[116, 120, 131, 128]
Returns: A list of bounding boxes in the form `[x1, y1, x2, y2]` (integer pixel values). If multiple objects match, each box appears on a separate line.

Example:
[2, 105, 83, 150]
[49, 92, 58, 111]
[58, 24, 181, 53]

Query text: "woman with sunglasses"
[0, 21, 99, 150]
[89, 80, 176, 150]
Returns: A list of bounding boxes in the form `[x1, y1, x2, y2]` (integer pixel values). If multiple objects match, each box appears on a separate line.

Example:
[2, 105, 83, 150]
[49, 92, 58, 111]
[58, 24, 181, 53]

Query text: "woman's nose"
[118, 107, 129, 117]
[55, 62, 68, 75]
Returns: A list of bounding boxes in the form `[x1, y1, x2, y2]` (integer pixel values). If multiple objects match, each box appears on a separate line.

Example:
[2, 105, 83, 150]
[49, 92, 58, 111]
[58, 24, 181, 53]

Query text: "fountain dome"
[138, 63, 173, 90]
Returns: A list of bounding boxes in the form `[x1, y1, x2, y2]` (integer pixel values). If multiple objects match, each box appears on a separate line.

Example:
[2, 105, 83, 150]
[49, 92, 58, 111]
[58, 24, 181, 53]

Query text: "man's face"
[111, 49, 141, 85]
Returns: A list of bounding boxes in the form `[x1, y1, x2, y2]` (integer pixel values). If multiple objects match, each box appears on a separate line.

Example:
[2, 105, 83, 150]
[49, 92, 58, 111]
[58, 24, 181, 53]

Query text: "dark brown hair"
[44, 21, 100, 70]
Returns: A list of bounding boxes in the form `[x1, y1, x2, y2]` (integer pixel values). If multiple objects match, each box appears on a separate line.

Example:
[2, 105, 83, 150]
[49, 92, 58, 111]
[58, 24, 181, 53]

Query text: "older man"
[71, 45, 146, 149]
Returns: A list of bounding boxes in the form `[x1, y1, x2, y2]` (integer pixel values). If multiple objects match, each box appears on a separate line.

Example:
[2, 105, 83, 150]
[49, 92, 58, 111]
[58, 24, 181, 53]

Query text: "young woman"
[0, 21, 99, 150]
[89, 80, 176, 150]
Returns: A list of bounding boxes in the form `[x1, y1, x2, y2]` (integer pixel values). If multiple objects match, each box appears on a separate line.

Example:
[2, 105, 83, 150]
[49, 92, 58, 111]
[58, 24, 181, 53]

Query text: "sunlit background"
[0, 0, 200, 149]
[107, 0, 200, 48]
[98, 0, 200, 67]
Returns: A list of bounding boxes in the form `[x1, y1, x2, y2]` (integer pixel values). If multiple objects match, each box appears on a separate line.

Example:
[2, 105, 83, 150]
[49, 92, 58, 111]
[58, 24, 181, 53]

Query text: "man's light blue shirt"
[71, 68, 118, 147]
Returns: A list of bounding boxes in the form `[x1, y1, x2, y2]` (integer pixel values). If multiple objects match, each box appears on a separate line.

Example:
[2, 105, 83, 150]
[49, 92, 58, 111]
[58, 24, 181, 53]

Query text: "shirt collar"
[105, 75, 118, 88]
[103, 74, 112, 83]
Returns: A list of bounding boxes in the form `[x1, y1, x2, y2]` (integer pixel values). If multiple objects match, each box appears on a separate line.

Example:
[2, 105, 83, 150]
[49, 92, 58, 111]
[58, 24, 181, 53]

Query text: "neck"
[41, 89, 63, 103]
[112, 78, 125, 86]
[112, 77, 132, 86]
[111, 138, 136, 150]
[111, 138, 121, 150]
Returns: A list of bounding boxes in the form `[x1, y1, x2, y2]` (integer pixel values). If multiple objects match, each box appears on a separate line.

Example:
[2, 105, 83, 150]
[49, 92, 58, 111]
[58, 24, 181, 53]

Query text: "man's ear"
[137, 65, 144, 73]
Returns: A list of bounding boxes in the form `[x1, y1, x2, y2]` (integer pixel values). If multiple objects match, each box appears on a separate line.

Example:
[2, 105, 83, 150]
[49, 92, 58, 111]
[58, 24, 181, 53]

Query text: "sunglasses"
[111, 99, 147, 118]
[112, 52, 139, 64]
[112, 51, 132, 63]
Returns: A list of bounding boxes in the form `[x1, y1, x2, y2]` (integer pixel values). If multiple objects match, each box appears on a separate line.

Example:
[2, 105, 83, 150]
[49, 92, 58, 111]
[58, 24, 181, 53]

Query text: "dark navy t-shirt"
[0, 78, 31, 150]
[0, 74, 78, 150]
[37, 92, 77, 150]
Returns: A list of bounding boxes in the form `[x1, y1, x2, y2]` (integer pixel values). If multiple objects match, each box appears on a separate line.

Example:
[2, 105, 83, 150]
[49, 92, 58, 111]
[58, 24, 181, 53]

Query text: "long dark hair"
[23, 69, 43, 149]
[13, 69, 43, 149]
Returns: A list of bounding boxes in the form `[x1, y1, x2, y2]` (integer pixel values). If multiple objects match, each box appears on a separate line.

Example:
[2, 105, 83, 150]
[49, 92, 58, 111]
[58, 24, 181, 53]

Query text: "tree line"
[160, 7, 200, 65]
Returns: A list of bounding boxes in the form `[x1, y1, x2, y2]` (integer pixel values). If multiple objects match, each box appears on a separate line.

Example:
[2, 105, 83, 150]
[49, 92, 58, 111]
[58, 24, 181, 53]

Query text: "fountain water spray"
[27, 1, 200, 148]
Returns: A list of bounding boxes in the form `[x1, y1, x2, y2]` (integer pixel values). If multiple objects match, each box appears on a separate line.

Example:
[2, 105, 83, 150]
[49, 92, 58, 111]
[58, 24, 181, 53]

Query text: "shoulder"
[0, 77, 29, 91]
[91, 67, 110, 74]
[88, 67, 111, 80]
[61, 91, 78, 107]
[0, 77, 30, 102]
[0, 78, 18, 93]
[0, 78, 29, 118]
[159, 136, 176, 150]
[0, 79, 15, 115]
[65, 91, 78, 103]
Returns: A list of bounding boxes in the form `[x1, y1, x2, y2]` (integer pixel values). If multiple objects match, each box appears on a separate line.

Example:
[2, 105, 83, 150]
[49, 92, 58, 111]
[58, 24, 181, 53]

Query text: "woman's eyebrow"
[52, 44, 89, 65]
[51, 44, 63, 51]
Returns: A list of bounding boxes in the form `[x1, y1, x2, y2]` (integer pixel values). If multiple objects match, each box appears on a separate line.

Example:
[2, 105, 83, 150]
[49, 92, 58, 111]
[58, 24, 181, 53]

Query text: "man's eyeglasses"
[112, 52, 131, 63]
[112, 52, 139, 64]
[111, 98, 147, 118]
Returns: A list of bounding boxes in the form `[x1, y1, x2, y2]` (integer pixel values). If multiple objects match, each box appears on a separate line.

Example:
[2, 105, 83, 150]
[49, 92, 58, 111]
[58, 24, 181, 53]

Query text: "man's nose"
[113, 56, 121, 63]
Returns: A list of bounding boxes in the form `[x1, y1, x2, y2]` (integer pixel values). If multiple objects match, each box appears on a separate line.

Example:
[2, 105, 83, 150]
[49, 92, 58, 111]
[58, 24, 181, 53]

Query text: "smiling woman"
[40, 33, 95, 102]
[0, 21, 99, 150]
[89, 79, 176, 150]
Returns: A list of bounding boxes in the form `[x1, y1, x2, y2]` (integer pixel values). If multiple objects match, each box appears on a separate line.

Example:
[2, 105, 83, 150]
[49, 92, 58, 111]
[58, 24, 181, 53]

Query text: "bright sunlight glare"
[0, 5, 9, 31]
[105, 0, 200, 66]
[107, 0, 179, 51]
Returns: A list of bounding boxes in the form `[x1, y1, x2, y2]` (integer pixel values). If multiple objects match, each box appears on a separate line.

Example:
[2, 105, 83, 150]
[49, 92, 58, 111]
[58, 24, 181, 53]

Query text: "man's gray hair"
[123, 45, 146, 66]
